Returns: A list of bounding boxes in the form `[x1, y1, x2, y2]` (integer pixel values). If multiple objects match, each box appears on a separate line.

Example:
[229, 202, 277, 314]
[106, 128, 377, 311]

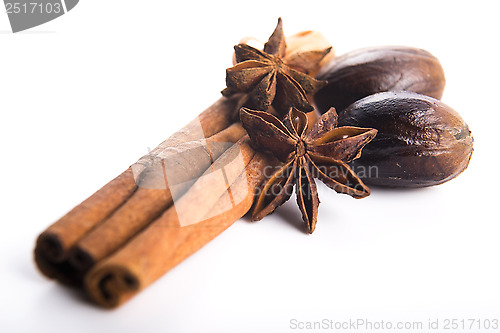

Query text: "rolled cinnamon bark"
[69, 123, 247, 274]
[35, 169, 137, 284]
[132, 94, 247, 178]
[84, 137, 275, 307]
[35, 95, 245, 284]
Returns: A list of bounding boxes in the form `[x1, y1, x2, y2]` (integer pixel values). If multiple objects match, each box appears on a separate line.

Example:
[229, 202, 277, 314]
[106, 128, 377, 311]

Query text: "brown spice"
[222, 18, 330, 115]
[232, 30, 335, 76]
[35, 168, 137, 284]
[84, 137, 277, 308]
[69, 123, 247, 274]
[34, 94, 246, 285]
[337, 91, 473, 187]
[240, 107, 377, 233]
[313, 46, 446, 114]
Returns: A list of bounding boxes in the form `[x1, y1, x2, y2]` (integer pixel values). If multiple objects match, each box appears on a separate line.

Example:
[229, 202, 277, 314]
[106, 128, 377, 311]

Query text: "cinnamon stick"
[83, 111, 319, 307]
[35, 169, 137, 284]
[84, 137, 275, 307]
[69, 123, 247, 274]
[35, 95, 244, 284]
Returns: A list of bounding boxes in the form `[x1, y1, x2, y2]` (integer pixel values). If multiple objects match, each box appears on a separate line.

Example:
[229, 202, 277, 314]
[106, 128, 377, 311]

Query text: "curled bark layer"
[35, 95, 245, 285]
[85, 138, 275, 308]
[69, 124, 247, 274]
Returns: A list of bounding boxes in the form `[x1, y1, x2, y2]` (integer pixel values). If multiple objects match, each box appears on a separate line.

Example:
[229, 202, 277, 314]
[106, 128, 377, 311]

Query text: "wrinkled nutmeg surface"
[338, 91, 473, 187]
[314, 46, 446, 114]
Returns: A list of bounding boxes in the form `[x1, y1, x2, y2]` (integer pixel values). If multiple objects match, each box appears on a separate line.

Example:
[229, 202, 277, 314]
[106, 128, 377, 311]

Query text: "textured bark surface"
[70, 124, 246, 274]
[85, 138, 275, 308]
[34, 95, 244, 285]
[34, 169, 137, 285]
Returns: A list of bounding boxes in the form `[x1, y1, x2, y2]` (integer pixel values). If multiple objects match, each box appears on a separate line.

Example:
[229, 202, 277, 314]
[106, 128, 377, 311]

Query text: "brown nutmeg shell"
[337, 91, 473, 187]
[314, 46, 446, 114]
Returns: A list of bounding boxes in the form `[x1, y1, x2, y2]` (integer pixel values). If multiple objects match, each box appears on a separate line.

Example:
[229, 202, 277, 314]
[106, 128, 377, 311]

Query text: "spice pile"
[34, 18, 473, 308]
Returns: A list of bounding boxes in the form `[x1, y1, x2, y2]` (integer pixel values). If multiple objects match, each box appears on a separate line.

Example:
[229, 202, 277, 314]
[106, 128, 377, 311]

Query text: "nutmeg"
[337, 91, 473, 187]
[314, 46, 446, 114]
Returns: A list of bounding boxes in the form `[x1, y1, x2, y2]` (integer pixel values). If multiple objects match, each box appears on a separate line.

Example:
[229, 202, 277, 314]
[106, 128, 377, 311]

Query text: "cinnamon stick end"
[36, 232, 65, 263]
[85, 265, 141, 308]
[68, 247, 96, 274]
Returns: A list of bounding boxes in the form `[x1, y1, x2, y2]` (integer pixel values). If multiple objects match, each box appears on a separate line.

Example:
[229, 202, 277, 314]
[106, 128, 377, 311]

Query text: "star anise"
[222, 18, 331, 115]
[240, 107, 378, 233]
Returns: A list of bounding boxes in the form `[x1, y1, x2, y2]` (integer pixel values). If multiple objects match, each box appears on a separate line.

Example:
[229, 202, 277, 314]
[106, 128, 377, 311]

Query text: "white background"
[1, 1, 499, 332]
